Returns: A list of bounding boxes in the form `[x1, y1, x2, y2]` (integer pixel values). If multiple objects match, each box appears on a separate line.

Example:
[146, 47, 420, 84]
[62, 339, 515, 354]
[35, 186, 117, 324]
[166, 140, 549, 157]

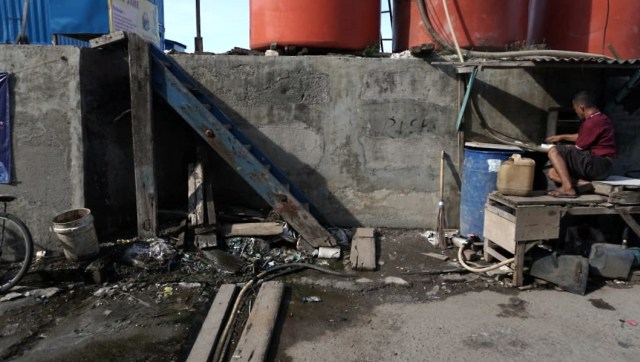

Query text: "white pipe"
[457, 243, 515, 273]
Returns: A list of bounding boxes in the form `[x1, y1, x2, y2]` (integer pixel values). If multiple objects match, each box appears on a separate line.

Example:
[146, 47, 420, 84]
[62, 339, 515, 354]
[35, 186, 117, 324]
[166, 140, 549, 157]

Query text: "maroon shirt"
[576, 112, 616, 158]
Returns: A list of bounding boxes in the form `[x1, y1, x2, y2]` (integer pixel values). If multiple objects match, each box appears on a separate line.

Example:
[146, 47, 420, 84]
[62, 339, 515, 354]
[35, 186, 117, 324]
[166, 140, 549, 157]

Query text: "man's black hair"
[573, 91, 597, 108]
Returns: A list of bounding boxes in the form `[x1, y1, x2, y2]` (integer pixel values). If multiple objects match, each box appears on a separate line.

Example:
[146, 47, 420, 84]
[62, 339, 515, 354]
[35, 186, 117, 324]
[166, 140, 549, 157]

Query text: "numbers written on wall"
[369, 116, 437, 138]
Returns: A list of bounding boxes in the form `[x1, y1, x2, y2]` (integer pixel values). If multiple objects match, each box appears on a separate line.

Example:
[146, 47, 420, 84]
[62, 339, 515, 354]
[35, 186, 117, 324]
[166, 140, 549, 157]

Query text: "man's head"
[572, 91, 597, 120]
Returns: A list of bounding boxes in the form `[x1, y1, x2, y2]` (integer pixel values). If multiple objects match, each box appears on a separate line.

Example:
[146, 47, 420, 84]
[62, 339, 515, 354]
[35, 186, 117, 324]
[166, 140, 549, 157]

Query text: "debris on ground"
[302, 296, 322, 303]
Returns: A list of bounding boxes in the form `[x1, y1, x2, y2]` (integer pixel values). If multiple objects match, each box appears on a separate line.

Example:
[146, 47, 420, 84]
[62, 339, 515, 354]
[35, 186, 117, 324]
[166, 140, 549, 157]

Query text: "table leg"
[512, 243, 526, 287]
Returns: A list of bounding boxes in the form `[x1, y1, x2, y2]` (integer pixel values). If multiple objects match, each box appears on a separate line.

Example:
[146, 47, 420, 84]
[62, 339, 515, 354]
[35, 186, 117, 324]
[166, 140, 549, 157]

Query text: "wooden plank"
[610, 191, 640, 205]
[129, 34, 157, 239]
[485, 203, 516, 222]
[188, 162, 205, 227]
[618, 209, 640, 239]
[489, 192, 607, 207]
[484, 242, 509, 262]
[350, 233, 376, 271]
[514, 206, 561, 241]
[353, 227, 375, 239]
[186, 284, 238, 362]
[232, 281, 284, 362]
[90, 31, 127, 48]
[593, 181, 624, 196]
[220, 222, 284, 237]
[149, 56, 335, 248]
[198, 145, 218, 226]
[483, 208, 516, 254]
[512, 244, 527, 287]
[422, 252, 449, 261]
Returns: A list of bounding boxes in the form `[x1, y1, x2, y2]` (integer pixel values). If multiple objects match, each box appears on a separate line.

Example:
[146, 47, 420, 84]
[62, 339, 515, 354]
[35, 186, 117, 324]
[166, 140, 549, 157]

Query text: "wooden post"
[128, 34, 157, 239]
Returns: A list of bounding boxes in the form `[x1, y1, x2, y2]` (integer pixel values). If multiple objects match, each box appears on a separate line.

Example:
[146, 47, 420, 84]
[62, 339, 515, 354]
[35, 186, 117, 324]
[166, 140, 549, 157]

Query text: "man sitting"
[545, 91, 616, 198]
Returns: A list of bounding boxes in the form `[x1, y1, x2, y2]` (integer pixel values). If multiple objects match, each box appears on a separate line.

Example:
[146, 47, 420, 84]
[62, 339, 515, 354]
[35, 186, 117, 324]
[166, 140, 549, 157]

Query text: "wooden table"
[483, 191, 640, 286]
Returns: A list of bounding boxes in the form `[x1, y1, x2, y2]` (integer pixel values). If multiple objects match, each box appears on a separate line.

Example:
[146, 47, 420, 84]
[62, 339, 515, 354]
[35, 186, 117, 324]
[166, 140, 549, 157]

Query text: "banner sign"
[109, 0, 160, 46]
[0, 72, 11, 184]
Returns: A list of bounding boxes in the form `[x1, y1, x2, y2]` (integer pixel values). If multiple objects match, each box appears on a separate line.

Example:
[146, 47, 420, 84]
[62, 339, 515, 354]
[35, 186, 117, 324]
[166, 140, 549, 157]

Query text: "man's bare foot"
[547, 189, 578, 198]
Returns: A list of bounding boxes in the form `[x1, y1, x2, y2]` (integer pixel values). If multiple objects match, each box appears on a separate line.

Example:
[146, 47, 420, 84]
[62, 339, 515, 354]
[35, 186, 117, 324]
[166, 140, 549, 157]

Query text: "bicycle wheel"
[0, 214, 33, 293]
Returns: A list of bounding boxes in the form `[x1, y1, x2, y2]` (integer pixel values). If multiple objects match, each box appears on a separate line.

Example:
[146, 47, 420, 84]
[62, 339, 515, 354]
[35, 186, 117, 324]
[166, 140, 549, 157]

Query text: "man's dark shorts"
[555, 145, 612, 181]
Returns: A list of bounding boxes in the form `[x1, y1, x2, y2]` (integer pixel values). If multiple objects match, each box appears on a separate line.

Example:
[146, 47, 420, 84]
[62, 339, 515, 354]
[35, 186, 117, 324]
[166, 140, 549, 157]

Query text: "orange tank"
[392, 0, 529, 53]
[250, 0, 380, 51]
[528, 0, 640, 59]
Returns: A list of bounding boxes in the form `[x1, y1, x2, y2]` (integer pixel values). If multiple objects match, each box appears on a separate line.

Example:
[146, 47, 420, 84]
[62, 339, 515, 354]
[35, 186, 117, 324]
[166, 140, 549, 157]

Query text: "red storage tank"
[392, 0, 529, 53]
[250, 0, 380, 51]
[528, 0, 640, 59]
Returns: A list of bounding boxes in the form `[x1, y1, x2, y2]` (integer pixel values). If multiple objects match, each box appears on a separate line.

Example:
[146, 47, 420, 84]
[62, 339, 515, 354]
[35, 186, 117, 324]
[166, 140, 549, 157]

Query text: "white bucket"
[52, 208, 100, 262]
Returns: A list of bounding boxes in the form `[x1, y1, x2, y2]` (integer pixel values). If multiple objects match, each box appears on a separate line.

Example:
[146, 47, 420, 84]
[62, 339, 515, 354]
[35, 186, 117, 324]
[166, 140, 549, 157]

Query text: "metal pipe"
[195, 0, 203, 53]
[15, 0, 30, 44]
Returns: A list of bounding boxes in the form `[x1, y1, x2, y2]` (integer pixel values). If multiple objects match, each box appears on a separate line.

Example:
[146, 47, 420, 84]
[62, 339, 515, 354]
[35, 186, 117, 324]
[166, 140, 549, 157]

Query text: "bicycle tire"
[0, 213, 33, 293]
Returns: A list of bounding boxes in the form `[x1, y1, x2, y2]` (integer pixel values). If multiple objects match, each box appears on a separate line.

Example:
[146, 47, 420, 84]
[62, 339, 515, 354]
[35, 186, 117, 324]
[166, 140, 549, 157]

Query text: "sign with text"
[109, 0, 160, 46]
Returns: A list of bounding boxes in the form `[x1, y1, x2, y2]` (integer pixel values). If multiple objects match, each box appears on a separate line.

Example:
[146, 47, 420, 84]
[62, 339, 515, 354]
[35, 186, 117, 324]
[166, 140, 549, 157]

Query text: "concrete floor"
[277, 285, 640, 361]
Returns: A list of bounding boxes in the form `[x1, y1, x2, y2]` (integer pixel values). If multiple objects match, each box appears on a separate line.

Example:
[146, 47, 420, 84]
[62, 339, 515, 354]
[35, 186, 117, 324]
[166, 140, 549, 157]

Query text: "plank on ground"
[232, 281, 284, 362]
[350, 228, 376, 271]
[220, 222, 284, 237]
[186, 284, 237, 362]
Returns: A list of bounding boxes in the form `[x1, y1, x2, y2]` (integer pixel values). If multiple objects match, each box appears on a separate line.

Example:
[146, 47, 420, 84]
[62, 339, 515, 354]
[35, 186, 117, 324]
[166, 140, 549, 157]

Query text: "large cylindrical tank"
[528, 0, 640, 59]
[460, 144, 522, 238]
[392, 0, 529, 53]
[250, 0, 380, 51]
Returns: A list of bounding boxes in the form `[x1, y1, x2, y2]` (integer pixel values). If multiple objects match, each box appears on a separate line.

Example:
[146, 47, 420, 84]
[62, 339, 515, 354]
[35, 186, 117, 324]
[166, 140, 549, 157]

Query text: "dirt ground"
[0, 229, 637, 361]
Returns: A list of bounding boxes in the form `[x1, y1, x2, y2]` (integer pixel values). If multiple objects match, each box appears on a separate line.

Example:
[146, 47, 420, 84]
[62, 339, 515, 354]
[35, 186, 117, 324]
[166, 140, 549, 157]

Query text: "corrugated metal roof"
[516, 56, 640, 65]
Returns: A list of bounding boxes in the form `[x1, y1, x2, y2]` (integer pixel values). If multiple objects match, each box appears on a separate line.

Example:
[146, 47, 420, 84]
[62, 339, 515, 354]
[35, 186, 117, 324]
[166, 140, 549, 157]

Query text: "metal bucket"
[52, 208, 99, 262]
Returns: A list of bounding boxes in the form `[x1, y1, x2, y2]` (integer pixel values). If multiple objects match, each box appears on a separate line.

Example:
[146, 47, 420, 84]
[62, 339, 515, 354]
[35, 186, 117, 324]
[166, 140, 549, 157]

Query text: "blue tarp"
[0, 72, 11, 183]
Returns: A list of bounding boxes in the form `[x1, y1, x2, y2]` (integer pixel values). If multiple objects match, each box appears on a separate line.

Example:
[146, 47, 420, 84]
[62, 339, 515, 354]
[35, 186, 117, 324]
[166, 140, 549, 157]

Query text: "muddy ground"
[0, 229, 636, 361]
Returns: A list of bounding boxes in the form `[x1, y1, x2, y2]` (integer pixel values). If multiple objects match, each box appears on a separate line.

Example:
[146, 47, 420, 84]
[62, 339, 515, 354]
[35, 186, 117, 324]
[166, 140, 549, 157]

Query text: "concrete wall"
[175, 55, 640, 229]
[174, 55, 461, 228]
[0, 45, 84, 250]
[3, 47, 640, 248]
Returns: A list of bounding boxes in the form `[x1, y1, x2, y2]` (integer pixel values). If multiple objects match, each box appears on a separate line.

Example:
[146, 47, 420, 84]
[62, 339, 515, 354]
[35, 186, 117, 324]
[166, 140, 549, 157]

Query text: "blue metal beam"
[148, 48, 334, 249]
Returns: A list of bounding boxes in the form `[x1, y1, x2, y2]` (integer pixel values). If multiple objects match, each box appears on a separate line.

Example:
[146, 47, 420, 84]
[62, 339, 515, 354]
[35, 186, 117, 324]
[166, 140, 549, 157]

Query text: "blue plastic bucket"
[460, 144, 522, 238]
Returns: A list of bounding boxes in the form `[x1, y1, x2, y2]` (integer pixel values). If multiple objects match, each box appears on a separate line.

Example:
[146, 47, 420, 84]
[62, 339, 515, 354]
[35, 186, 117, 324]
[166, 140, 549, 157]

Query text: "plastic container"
[497, 154, 535, 196]
[460, 143, 522, 238]
[52, 208, 99, 262]
[528, 0, 640, 59]
[250, 0, 380, 51]
[392, 0, 529, 52]
[589, 243, 635, 280]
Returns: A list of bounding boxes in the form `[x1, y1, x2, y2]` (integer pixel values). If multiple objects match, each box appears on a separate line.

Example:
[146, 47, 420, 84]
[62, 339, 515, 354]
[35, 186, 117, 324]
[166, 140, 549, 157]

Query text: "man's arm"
[546, 133, 578, 143]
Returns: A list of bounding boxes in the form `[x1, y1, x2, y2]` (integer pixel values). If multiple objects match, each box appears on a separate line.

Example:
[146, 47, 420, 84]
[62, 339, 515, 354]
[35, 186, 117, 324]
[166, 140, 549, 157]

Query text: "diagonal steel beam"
[149, 57, 335, 249]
